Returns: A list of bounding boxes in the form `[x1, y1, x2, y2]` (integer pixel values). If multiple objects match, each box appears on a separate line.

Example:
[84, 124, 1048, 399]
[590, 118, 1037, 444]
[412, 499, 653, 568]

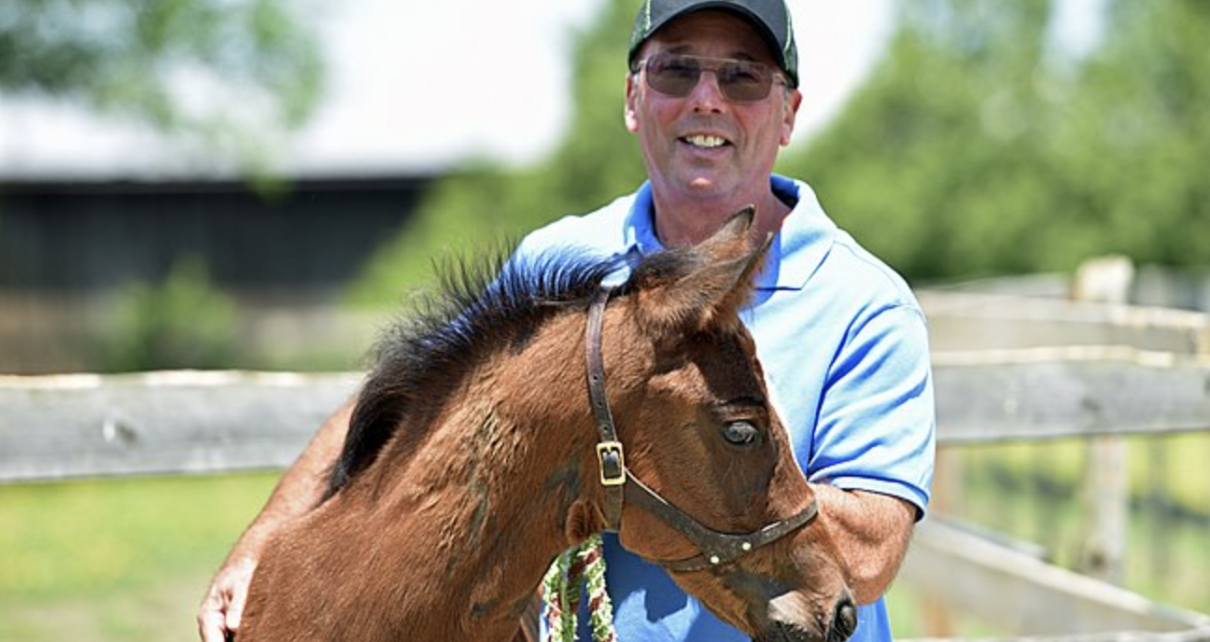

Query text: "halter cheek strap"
[585, 286, 627, 529]
[583, 286, 818, 572]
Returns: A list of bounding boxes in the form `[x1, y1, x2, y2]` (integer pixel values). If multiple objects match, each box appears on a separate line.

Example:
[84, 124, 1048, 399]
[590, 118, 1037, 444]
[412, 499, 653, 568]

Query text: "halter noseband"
[584, 286, 819, 572]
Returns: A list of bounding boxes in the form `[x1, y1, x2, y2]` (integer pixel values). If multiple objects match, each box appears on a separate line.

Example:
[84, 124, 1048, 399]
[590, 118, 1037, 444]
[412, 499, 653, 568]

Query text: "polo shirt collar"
[622, 176, 835, 291]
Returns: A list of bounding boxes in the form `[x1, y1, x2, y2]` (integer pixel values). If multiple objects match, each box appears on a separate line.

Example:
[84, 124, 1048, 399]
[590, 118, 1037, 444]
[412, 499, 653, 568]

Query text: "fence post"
[921, 446, 961, 636]
[1072, 256, 1134, 584]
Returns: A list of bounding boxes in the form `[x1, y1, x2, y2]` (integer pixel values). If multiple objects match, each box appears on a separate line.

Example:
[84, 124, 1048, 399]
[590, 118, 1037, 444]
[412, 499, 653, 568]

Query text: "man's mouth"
[681, 134, 729, 149]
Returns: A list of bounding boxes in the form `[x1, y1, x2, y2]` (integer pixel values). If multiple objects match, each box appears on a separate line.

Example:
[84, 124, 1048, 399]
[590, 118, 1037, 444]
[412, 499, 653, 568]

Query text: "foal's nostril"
[830, 597, 858, 642]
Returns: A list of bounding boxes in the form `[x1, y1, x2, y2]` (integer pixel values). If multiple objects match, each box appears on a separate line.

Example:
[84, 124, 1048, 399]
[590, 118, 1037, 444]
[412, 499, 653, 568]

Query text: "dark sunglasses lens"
[717, 61, 772, 101]
[645, 55, 774, 101]
[646, 56, 702, 96]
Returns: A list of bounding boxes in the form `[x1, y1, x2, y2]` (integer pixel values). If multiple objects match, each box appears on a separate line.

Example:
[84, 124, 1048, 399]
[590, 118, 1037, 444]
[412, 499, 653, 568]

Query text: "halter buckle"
[596, 441, 627, 487]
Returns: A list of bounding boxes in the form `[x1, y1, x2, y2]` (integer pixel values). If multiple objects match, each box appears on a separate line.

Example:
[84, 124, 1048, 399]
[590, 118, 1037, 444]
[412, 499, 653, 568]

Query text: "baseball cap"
[628, 0, 799, 87]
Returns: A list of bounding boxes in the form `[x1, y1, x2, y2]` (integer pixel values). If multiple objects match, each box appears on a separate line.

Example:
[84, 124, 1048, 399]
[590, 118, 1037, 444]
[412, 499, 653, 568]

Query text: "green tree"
[349, 0, 645, 305]
[778, 0, 1063, 280]
[1053, 0, 1210, 268]
[781, 0, 1210, 281]
[0, 0, 324, 171]
[100, 257, 239, 372]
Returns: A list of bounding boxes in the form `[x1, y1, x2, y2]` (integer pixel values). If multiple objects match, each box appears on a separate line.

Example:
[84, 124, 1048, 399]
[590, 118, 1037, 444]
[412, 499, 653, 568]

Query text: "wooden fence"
[2, 349, 1208, 481]
[2, 262, 1209, 640]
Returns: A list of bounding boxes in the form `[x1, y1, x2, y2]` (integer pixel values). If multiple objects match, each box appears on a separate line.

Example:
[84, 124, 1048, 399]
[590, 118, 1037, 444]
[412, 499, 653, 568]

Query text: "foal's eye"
[722, 420, 761, 447]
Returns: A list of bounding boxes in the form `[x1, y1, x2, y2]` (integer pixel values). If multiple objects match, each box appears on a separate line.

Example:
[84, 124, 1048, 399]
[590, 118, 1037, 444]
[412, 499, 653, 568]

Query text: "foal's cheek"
[781, 528, 853, 607]
[617, 509, 696, 562]
[669, 570, 758, 634]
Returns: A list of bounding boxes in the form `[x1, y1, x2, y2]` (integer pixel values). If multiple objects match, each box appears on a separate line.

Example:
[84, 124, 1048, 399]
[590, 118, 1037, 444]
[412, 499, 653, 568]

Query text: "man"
[198, 1, 934, 641]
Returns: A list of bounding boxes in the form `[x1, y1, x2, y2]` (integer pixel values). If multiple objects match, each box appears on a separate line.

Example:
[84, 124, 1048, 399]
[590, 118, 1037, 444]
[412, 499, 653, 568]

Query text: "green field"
[2, 435, 1207, 642]
[0, 473, 278, 642]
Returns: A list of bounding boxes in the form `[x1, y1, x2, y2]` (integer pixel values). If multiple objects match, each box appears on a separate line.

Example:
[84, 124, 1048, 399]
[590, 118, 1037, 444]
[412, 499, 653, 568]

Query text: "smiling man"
[199, 2, 934, 642]
[510, 3, 934, 640]
[625, 8, 799, 246]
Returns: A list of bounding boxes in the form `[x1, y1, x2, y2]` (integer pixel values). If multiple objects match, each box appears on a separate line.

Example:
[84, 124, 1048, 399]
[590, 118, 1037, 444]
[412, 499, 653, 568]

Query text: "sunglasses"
[635, 52, 786, 102]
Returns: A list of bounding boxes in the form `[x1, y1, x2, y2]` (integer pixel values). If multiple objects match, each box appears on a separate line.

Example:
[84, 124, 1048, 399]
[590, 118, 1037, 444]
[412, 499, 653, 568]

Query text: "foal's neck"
[353, 314, 600, 637]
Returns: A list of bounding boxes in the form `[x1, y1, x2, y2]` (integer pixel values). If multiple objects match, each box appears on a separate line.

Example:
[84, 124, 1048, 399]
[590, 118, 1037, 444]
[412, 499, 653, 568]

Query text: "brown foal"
[238, 211, 853, 642]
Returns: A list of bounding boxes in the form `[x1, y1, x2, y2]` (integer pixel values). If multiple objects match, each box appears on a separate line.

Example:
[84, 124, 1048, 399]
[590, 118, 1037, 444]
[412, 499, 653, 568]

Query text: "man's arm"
[805, 301, 935, 606]
[197, 399, 355, 642]
[811, 486, 917, 605]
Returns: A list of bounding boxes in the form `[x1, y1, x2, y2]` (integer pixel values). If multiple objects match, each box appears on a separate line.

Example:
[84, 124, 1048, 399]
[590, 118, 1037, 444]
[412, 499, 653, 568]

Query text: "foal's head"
[585, 211, 855, 642]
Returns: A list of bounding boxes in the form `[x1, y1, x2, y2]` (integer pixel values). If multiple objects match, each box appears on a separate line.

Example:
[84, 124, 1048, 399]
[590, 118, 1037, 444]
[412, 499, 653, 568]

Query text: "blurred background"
[1, 0, 1207, 640]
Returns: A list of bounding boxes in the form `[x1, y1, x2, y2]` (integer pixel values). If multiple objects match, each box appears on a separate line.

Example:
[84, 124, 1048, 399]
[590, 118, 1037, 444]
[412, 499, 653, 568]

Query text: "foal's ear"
[634, 207, 771, 332]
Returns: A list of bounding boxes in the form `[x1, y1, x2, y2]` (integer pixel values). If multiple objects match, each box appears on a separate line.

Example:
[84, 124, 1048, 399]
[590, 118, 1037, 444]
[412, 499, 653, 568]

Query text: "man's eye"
[721, 65, 762, 85]
[663, 60, 699, 76]
[722, 420, 761, 447]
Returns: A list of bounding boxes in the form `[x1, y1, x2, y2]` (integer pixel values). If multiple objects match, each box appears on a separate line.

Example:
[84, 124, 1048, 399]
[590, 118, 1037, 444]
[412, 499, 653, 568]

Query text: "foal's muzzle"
[757, 594, 858, 642]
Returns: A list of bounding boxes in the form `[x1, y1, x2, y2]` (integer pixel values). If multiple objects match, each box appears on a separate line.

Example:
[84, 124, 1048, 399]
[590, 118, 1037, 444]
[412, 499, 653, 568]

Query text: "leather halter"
[584, 286, 819, 572]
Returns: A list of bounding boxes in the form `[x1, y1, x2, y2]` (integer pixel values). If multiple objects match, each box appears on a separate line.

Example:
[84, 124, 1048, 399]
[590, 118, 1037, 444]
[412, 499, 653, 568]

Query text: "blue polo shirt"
[517, 176, 935, 642]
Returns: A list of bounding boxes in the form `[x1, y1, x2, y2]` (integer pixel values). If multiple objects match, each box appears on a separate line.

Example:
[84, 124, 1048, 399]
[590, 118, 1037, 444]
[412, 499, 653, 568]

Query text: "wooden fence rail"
[3, 347, 1207, 482]
[919, 292, 1210, 355]
[0, 371, 359, 482]
[902, 521, 1210, 635]
[932, 346, 1210, 443]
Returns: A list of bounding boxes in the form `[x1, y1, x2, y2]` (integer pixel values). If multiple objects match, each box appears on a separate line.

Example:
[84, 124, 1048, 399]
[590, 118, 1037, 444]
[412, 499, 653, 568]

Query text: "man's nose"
[686, 69, 727, 112]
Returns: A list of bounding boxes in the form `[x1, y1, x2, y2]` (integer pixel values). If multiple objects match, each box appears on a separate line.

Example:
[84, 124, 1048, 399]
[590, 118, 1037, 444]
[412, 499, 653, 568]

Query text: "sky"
[0, 0, 1104, 180]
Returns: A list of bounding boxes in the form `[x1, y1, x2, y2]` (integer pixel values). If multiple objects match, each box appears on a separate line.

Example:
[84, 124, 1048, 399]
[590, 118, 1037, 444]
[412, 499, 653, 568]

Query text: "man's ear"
[632, 208, 771, 332]
[625, 74, 640, 134]
[781, 88, 802, 147]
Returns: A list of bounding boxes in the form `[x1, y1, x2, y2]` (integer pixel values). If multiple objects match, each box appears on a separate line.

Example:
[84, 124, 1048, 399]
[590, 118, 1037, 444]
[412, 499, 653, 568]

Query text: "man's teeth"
[685, 135, 726, 148]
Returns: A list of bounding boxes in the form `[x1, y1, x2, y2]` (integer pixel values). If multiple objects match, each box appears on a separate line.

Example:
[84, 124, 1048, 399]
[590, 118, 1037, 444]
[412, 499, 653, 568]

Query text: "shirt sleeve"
[806, 303, 936, 518]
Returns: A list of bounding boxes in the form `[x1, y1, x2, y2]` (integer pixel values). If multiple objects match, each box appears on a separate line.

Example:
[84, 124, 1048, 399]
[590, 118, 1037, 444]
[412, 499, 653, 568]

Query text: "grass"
[0, 473, 278, 642]
[1, 435, 1207, 642]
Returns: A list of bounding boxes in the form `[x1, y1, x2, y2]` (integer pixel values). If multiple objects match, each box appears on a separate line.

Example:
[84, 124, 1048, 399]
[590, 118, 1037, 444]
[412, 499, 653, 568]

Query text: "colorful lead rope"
[541, 534, 617, 642]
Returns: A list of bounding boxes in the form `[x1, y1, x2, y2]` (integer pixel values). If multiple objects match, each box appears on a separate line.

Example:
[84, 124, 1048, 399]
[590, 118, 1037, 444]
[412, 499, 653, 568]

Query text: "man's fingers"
[223, 559, 255, 633]
[225, 588, 246, 632]
[199, 557, 258, 641]
[199, 604, 229, 642]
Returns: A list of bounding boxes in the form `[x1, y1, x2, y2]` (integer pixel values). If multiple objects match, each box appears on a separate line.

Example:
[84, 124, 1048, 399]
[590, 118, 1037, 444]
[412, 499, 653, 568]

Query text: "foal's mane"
[322, 246, 644, 500]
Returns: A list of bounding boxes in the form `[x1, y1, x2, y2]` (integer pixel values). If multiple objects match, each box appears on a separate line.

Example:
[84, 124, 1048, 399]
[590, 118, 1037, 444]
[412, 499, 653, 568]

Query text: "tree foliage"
[778, 0, 1066, 279]
[1052, 0, 1210, 269]
[779, 0, 1210, 280]
[99, 257, 238, 371]
[0, 0, 324, 169]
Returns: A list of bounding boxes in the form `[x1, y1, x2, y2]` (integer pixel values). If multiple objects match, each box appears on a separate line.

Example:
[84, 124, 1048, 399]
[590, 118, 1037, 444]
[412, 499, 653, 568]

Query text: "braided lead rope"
[580, 535, 617, 642]
[542, 549, 575, 641]
[541, 534, 617, 642]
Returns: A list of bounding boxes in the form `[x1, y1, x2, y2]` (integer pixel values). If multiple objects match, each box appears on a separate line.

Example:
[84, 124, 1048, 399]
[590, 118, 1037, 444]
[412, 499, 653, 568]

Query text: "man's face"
[625, 10, 802, 205]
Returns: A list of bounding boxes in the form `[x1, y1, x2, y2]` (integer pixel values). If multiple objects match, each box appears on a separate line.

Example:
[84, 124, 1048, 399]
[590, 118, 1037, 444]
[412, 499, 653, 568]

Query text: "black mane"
[322, 246, 635, 500]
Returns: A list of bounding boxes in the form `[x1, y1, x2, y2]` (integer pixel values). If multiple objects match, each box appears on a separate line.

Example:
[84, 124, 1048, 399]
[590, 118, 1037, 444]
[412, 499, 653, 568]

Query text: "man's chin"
[681, 175, 736, 198]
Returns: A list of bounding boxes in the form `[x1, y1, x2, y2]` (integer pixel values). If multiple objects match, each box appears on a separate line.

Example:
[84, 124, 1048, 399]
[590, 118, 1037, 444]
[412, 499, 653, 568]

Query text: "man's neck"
[652, 186, 793, 247]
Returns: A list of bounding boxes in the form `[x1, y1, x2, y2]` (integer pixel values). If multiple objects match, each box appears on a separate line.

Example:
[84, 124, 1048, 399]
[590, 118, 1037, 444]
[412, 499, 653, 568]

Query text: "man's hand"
[198, 556, 257, 642]
[811, 485, 917, 604]
[195, 400, 352, 641]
